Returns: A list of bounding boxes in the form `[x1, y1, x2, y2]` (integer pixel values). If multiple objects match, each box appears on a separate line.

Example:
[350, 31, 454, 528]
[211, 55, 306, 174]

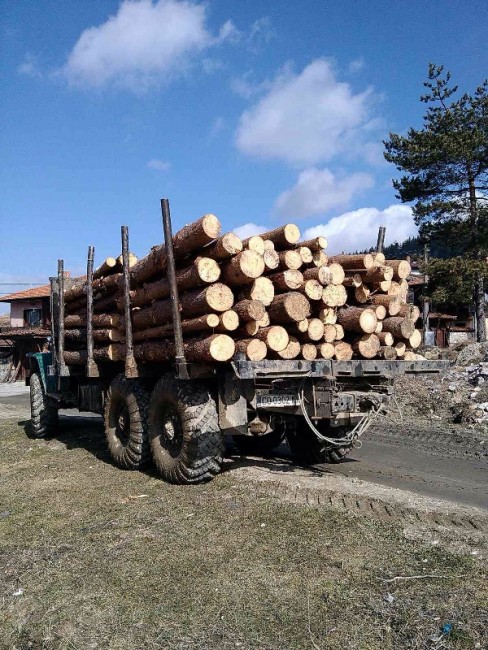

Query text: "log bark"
[343, 274, 362, 288]
[234, 338, 267, 361]
[357, 266, 394, 283]
[353, 284, 370, 304]
[369, 294, 401, 316]
[269, 336, 301, 360]
[132, 314, 220, 341]
[317, 342, 335, 359]
[221, 250, 265, 285]
[268, 270, 303, 291]
[93, 328, 124, 342]
[239, 277, 275, 306]
[233, 299, 266, 322]
[65, 281, 87, 303]
[276, 250, 302, 271]
[337, 307, 377, 334]
[301, 343, 317, 360]
[381, 317, 415, 339]
[388, 260, 411, 280]
[65, 313, 122, 328]
[329, 253, 374, 270]
[180, 283, 234, 316]
[254, 326, 289, 352]
[64, 345, 124, 365]
[93, 257, 117, 280]
[64, 328, 86, 341]
[352, 334, 381, 359]
[132, 334, 234, 363]
[259, 224, 300, 248]
[267, 292, 310, 323]
[321, 284, 347, 307]
[242, 235, 265, 255]
[295, 236, 327, 252]
[334, 341, 353, 360]
[242, 321, 259, 336]
[203, 232, 243, 259]
[397, 304, 420, 321]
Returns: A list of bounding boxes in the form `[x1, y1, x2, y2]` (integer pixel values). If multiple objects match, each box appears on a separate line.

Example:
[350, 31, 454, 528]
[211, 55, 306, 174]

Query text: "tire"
[29, 372, 58, 438]
[233, 428, 284, 457]
[285, 418, 353, 465]
[104, 375, 150, 470]
[148, 374, 223, 484]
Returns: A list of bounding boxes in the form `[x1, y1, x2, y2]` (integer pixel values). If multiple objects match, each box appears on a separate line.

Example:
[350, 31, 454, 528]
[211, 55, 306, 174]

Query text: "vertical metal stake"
[86, 245, 98, 377]
[160, 198, 188, 378]
[376, 226, 386, 254]
[122, 226, 137, 377]
[422, 243, 430, 345]
[57, 259, 65, 387]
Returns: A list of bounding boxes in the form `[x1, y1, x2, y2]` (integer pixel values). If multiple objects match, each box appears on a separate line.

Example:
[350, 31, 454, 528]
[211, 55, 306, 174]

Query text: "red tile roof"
[0, 284, 51, 302]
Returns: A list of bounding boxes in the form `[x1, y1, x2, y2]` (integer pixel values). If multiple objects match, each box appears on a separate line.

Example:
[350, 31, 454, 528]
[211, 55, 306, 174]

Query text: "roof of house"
[0, 326, 50, 338]
[0, 284, 51, 302]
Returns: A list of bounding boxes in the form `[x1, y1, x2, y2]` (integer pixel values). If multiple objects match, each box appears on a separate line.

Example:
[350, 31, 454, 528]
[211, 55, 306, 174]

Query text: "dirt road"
[1, 383, 486, 516]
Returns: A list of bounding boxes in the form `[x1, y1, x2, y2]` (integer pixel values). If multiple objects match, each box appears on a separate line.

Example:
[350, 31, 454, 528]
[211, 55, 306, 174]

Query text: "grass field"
[0, 416, 486, 649]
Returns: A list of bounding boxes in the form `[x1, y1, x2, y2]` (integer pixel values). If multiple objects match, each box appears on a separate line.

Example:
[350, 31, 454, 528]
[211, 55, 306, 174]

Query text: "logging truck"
[26, 199, 447, 484]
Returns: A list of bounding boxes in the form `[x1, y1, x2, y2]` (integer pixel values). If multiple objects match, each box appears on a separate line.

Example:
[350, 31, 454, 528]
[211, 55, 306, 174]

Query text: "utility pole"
[422, 243, 430, 345]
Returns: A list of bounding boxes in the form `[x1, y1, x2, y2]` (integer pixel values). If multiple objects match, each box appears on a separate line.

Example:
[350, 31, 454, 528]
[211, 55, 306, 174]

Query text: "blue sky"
[1, 0, 487, 311]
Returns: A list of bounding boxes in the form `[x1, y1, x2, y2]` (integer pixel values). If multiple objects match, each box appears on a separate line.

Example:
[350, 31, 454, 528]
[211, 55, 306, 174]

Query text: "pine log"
[64, 328, 86, 341]
[306, 319, 325, 341]
[276, 250, 302, 271]
[297, 246, 313, 264]
[388, 260, 411, 280]
[337, 307, 377, 334]
[397, 303, 420, 321]
[354, 284, 370, 304]
[317, 342, 335, 359]
[408, 329, 422, 349]
[93, 328, 124, 342]
[234, 339, 267, 361]
[357, 265, 394, 283]
[300, 279, 323, 301]
[242, 235, 265, 255]
[93, 257, 117, 281]
[263, 240, 275, 252]
[221, 250, 265, 285]
[267, 292, 310, 323]
[374, 252, 386, 265]
[343, 274, 362, 288]
[116, 252, 138, 269]
[295, 236, 327, 252]
[399, 279, 409, 303]
[243, 321, 259, 336]
[352, 334, 381, 359]
[132, 334, 234, 363]
[263, 249, 280, 271]
[334, 341, 353, 360]
[376, 331, 394, 346]
[311, 251, 328, 267]
[375, 321, 383, 334]
[93, 294, 118, 314]
[374, 305, 387, 320]
[379, 346, 397, 360]
[323, 324, 337, 343]
[270, 269, 304, 290]
[203, 232, 243, 259]
[369, 294, 401, 316]
[404, 351, 421, 361]
[371, 279, 392, 293]
[269, 336, 301, 360]
[132, 314, 220, 341]
[216, 310, 239, 332]
[395, 341, 406, 357]
[239, 277, 275, 306]
[292, 319, 309, 334]
[64, 313, 122, 328]
[329, 253, 374, 270]
[259, 224, 300, 249]
[301, 343, 317, 360]
[387, 281, 401, 297]
[256, 312, 270, 328]
[63, 345, 124, 365]
[92, 273, 123, 296]
[382, 317, 415, 339]
[303, 265, 343, 286]
[321, 284, 347, 307]
[233, 299, 266, 322]
[334, 324, 344, 340]
[65, 281, 87, 303]
[180, 284, 234, 316]
[318, 308, 337, 325]
[254, 326, 289, 352]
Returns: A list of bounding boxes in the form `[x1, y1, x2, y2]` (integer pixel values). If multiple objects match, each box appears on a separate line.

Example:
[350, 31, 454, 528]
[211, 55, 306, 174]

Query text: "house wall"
[10, 300, 44, 327]
[448, 331, 474, 345]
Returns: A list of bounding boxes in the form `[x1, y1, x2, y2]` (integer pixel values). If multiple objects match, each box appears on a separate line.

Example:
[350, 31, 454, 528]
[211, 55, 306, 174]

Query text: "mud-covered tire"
[104, 375, 150, 470]
[233, 429, 284, 457]
[285, 418, 353, 464]
[29, 372, 58, 438]
[148, 374, 223, 484]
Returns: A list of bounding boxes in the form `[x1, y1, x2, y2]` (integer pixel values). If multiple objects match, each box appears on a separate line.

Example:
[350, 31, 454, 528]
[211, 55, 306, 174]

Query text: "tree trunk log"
[239, 277, 275, 306]
[388, 260, 411, 280]
[276, 250, 302, 271]
[369, 294, 401, 316]
[295, 236, 327, 252]
[376, 331, 394, 346]
[334, 341, 353, 360]
[357, 266, 394, 283]
[318, 308, 337, 324]
[317, 342, 335, 359]
[267, 291, 310, 323]
[301, 343, 317, 360]
[321, 284, 347, 307]
[381, 317, 415, 339]
[221, 250, 265, 285]
[394, 341, 406, 357]
[132, 334, 234, 363]
[259, 224, 300, 249]
[329, 254, 374, 270]
[299, 279, 323, 301]
[306, 318, 325, 341]
[323, 324, 337, 343]
[242, 235, 265, 255]
[334, 324, 344, 340]
[203, 232, 243, 259]
[180, 283, 234, 316]
[93, 257, 117, 280]
[254, 326, 289, 352]
[234, 338, 267, 361]
[353, 284, 370, 304]
[233, 299, 266, 322]
[408, 329, 422, 349]
[337, 307, 377, 334]
[297, 246, 313, 264]
[343, 274, 362, 287]
[267, 270, 303, 291]
[263, 249, 280, 271]
[310, 251, 328, 267]
[269, 336, 301, 360]
[216, 310, 239, 332]
[352, 334, 381, 359]
[65, 313, 122, 328]
[379, 346, 397, 360]
[132, 314, 220, 341]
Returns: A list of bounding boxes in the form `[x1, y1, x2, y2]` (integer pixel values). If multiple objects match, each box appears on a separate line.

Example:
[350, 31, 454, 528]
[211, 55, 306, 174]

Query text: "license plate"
[256, 394, 300, 408]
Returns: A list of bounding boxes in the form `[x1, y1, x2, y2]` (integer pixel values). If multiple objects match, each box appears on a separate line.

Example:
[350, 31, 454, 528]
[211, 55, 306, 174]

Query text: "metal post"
[376, 226, 386, 254]
[160, 198, 188, 378]
[49, 276, 58, 367]
[121, 226, 137, 377]
[86, 245, 98, 377]
[422, 243, 430, 345]
[57, 259, 65, 385]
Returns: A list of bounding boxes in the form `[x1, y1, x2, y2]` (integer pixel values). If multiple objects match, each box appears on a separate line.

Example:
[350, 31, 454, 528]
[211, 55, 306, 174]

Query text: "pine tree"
[384, 65, 488, 340]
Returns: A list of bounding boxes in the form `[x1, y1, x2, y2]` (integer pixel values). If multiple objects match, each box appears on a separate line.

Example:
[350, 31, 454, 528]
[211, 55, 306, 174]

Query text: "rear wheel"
[148, 375, 223, 484]
[285, 418, 353, 464]
[29, 372, 58, 438]
[104, 375, 150, 470]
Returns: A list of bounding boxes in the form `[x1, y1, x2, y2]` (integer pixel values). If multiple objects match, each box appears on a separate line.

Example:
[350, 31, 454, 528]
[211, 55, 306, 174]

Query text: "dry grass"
[0, 415, 486, 650]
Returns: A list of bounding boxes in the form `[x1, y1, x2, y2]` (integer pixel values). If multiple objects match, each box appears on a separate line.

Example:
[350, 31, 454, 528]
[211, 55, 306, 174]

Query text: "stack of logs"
[62, 214, 425, 366]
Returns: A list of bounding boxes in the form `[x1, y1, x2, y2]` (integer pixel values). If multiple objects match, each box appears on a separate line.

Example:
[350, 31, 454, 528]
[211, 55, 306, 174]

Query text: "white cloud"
[18, 54, 42, 78]
[303, 204, 417, 254]
[147, 158, 171, 172]
[348, 58, 365, 74]
[248, 17, 275, 51]
[235, 59, 376, 166]
[62, 0, 235, 90]
[233, 223, 268, 240]
[275, 168, 374, 218]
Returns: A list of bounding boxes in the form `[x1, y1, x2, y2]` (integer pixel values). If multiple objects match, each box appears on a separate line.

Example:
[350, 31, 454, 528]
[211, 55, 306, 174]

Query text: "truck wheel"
[285, 419, 353, 465]
[29, 372, 58, 438]
[148, 375, 223, 484]
[104, 375, 150, 470]
[233, 429, 284, 457]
